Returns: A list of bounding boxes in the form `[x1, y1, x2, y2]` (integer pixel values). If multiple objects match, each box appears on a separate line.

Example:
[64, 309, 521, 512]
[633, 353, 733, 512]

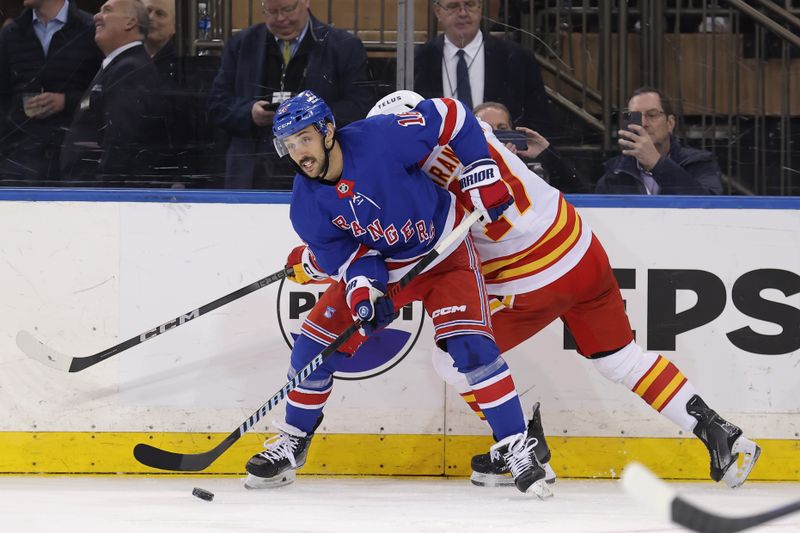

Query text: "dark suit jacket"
[208, 14, 372, 188]
[414, 32, 553, 138]
[151, 38, 190, 148]
[60, 44, 161, 180]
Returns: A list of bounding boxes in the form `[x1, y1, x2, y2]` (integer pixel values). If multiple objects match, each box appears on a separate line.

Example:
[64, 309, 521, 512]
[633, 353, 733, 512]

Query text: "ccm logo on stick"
[140, 309, 200, 341]
[431, 305, 467, 318]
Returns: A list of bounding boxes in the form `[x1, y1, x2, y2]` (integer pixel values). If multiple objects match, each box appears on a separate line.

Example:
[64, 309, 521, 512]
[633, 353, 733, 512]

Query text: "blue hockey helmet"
[272, 90, 335, 157]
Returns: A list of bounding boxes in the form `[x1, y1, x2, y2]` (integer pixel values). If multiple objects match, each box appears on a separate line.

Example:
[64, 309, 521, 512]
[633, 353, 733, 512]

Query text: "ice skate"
[244, 420, 315, 489]
[688, 395, 761, 488]
[489, 433, 553, 498]
[471, 402, 557, 487]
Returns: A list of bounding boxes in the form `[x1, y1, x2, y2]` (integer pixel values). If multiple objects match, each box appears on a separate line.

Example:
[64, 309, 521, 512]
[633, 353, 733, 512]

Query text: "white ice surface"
[0, 476, 798, 533]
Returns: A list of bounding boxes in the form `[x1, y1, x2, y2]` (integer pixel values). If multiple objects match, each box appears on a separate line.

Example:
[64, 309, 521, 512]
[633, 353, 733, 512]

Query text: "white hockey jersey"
[419, 121, 593, 296]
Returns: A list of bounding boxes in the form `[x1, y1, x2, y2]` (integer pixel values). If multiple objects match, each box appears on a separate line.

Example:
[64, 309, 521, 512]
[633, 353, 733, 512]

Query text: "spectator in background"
[208, 0, 372, 189]
[596, 87, 723, 195]
[142, 0, 190, 180]
[60, 0, 161, 181]
[0, 0, 102, 183]
[414, 0, 553, 138]
[474, 101, 590, 193]
[143, 0, 174, 72]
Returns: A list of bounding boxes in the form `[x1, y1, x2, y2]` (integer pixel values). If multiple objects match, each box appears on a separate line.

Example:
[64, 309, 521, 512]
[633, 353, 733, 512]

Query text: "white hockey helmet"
[367, 90, 425, 117]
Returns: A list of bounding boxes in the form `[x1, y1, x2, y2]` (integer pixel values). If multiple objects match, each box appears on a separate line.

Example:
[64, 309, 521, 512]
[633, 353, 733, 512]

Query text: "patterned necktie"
[455, 49, 473, 110]
[282, 40, 292, 65]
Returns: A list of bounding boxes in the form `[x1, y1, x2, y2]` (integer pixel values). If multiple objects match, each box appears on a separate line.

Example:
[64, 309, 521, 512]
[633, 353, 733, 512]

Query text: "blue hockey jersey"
[289, 98, 491, 284]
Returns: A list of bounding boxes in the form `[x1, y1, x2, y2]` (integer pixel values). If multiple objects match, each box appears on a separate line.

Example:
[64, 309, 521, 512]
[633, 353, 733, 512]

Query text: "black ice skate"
[688, 395, 761, 488]
[471, 402, 557, 488]
[244, 419, 317, 489]
[489, 433, 553, 498]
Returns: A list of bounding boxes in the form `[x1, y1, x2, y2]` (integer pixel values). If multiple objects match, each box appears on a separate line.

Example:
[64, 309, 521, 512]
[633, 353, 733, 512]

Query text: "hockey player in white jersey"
[367, 90, 761, 490]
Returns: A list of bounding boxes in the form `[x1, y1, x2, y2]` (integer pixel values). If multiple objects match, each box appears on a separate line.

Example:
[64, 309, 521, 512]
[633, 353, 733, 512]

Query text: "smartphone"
[259, 101, 279, 111]
[493, 129, 528, 150]
[623, 111, 642, 131]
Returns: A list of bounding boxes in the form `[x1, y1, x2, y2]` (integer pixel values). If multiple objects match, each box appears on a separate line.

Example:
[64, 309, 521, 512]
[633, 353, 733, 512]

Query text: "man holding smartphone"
[596, 87, 723, 195]
[208, 0, 372, 189]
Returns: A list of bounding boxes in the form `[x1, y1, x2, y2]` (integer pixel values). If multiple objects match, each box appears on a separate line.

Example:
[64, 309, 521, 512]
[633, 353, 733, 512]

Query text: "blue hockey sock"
[283, 334, 346, 434]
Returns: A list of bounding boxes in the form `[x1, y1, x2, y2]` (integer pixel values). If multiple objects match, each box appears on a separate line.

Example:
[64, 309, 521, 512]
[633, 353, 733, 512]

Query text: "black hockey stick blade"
[133, 209, 482, 471]
[622, 462, 800, 533]
[134, 323, 359, 471]
[16, 267, 295, 373]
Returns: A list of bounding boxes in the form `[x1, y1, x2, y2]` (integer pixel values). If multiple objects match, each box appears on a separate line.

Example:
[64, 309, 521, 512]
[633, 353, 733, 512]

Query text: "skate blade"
[525, 478, 554, 500]
[244, 470, 296, 489]
[470, 471, 514, 487]
[722, 436, 761, 488]
[470, 462, 557, 487]
[543, 463, 557, 485]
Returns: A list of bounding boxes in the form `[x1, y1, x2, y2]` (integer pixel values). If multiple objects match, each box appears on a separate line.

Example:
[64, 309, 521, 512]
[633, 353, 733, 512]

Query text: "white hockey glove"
[457, 158, 514, 223]
[286, 245, 328, 284]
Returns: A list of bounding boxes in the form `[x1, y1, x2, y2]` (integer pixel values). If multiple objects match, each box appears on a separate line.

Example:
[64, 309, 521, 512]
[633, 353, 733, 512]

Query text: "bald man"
[60, 0, 162, 180]
[143, 0, 174, 58]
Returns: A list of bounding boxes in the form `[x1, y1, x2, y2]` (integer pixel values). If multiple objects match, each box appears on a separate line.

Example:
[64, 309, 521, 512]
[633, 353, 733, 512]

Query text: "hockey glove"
[458, 158, 514, 223]
[346, 275, 395, 336]
[286, 245, 328, 284]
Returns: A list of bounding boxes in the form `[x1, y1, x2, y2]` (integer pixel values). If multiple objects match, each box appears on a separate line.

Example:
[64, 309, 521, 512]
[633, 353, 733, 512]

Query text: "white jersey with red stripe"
[419, 121, 593, 296]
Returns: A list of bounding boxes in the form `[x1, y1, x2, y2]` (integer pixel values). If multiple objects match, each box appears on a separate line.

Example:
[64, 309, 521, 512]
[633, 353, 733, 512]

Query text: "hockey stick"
[16, 267, 295, 373]
[133, 209, 482, 472]
[622, 462, 800, 533]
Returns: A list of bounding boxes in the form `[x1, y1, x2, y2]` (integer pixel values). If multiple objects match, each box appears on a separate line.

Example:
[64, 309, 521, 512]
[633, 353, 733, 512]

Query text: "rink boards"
[0, 190, 798, 479]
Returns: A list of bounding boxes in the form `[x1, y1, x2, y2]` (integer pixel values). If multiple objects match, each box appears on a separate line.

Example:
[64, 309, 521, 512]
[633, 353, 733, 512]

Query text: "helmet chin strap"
[293, 132, 337, 182]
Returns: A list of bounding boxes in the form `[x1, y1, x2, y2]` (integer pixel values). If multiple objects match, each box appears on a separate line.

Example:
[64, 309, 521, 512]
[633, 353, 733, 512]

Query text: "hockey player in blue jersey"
[244, 90, 551, 497]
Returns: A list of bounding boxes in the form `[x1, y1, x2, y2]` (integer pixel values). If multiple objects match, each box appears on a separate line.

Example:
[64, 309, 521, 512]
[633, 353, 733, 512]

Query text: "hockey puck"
[192, 487, 214, 501]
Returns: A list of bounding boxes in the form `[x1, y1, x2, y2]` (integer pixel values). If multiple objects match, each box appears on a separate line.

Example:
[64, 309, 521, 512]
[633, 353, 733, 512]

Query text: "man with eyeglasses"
[208, 0, 372, 189]
[414, 0, 552, 138]
[597, 87, 723, 195]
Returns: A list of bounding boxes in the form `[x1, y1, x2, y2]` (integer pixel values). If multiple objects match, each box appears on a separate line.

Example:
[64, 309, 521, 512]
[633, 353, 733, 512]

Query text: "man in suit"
[208, 0, 372, 189]
[0, 0, 102, 182]
[414, 0, 553, 138]
[60, 0, 160, 181]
